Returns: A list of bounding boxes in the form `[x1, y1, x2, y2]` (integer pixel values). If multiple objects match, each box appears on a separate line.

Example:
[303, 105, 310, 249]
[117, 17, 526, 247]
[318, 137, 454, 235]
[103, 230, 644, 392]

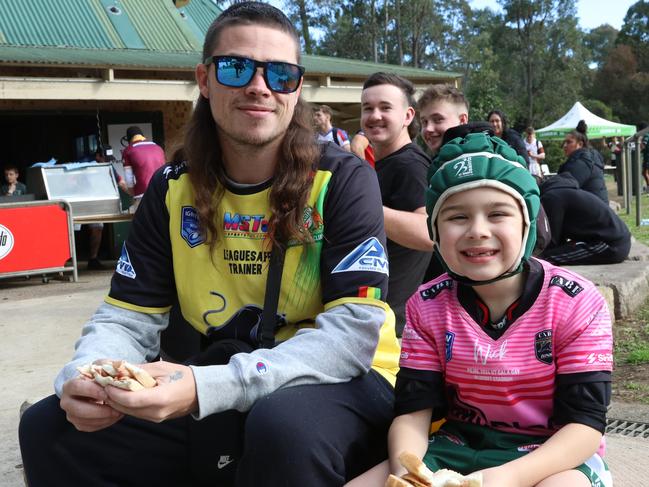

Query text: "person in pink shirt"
[121, 126, 166, 198]
[347, 132, 613, 487]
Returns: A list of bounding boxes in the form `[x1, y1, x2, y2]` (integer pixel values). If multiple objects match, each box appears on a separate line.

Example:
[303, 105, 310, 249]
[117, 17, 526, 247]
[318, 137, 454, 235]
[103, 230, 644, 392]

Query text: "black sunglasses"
[204, 55, 305, 94]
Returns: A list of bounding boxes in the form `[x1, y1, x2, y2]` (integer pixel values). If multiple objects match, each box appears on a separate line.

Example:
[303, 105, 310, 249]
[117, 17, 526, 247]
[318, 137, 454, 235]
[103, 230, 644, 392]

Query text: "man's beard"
[216, 120, 286, 149]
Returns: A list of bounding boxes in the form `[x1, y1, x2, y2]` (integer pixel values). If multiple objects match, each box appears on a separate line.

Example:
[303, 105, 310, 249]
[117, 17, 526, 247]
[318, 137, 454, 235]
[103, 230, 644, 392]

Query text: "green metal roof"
[178, 0, 223, 35]
[0, 0, 124, 48]
[0, 45, 199, 70]
[0, 0, 460, 80]
[304, 55, 459, 79]
[0, 0, 203, 51]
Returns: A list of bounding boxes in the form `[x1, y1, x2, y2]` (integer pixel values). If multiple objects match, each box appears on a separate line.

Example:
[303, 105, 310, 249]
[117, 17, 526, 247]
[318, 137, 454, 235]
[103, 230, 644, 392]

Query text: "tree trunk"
[384, 0, 389, 63]
[371, 0, 378, 63]
[411, 3, 418, 67]
[396, 0, 404, 65]
[526, 54, 533, 125]
[297, 0, 312, 55]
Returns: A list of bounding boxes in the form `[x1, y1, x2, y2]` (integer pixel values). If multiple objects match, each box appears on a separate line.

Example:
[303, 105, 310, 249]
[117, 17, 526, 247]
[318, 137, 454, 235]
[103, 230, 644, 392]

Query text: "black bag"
[185, 244, 286, 366]
[186, 338, 255, 367]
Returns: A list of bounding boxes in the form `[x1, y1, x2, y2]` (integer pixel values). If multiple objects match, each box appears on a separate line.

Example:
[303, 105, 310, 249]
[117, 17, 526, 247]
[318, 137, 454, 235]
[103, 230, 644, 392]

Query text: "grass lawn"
[607, 174, 649, 246]
[618, 202, 649, 247]
[613, 297, 649, 404]
[605, 175, 649, 403]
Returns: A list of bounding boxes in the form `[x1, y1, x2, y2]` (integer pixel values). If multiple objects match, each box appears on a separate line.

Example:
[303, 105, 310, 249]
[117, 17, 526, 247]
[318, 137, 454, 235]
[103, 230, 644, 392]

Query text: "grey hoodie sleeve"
[53, 300, 385, 419]
[191, 301, 385, 418]
[54, 302, 168, 396]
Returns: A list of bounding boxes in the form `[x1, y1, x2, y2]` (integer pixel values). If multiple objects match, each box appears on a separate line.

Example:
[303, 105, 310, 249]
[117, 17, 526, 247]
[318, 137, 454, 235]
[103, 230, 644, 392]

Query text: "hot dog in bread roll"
[76, 360, 157, 391]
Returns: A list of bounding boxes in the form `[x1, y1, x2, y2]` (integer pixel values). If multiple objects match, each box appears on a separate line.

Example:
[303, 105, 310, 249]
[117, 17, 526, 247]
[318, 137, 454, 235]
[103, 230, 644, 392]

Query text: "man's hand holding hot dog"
[60, 373, 124, 433]
[103, 361, 198, 423]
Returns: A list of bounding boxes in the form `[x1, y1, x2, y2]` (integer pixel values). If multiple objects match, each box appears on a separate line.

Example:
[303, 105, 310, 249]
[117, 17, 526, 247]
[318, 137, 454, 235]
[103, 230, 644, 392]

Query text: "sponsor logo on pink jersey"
[586, 352, 613, 365]
[473, 340, 508, 364]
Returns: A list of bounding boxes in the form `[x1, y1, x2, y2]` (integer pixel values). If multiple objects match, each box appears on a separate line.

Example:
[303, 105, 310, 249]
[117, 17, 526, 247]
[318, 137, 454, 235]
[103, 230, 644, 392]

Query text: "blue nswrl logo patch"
[181, 206, 205, 248]
[445, 331, 455, 362]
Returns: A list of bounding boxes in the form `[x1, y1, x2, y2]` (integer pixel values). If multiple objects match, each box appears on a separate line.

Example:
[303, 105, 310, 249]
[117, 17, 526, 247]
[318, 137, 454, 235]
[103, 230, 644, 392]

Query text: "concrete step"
[563, 241, 649, 322]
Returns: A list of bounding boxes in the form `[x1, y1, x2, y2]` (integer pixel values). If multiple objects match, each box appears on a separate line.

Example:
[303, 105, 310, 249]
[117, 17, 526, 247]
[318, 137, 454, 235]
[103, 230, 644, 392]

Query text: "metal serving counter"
[27, 163, 122, 217]
[0, 163, 138, 282]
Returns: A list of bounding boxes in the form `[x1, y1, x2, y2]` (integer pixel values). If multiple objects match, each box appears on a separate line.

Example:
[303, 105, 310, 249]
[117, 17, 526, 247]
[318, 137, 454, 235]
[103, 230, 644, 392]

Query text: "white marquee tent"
[536, 101, 636, 140]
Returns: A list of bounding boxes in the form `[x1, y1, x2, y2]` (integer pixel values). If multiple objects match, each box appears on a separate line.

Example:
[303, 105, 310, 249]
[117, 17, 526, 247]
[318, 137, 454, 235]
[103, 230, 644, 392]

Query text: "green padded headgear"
[426, 132, 540, 285]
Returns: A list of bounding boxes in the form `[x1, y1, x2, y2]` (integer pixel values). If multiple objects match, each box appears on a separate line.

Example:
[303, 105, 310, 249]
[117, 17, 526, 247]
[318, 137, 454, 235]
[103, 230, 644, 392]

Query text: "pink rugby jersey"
[400, 259, 613, 438]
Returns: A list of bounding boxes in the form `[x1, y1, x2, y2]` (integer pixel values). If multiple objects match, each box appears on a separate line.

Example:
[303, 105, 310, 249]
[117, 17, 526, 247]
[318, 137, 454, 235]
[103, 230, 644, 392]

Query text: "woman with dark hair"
[558, 120, 608, 203]
[487, 109, 530, 166]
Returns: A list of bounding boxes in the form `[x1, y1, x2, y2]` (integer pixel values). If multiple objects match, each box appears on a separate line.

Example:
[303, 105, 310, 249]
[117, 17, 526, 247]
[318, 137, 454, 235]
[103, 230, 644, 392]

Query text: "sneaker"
[87, 258, 106, 270]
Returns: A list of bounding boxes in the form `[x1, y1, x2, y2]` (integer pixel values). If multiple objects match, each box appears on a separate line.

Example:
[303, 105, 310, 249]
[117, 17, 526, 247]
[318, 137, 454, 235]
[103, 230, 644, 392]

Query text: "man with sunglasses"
[19, 2, 399, 486]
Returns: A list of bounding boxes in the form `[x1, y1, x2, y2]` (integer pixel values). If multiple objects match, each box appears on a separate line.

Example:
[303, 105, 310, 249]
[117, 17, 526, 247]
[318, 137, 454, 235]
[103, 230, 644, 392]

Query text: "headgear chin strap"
[431, 247, 526, 287]
[426, 132, 540, 286]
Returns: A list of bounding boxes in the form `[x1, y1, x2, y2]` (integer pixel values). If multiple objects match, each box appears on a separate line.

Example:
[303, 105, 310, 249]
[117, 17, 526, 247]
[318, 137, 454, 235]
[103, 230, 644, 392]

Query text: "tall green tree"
[314, 0, 379, 61]
[494, 0, 587, 128]
[585, 24, 618, 68]
[468, 1, 586, 129]
[592, 2, 649, 124]
[617, 0, 649, 71]
[453, 7, 505, 121]
[312, 0, 471, 69]
[593, 44, 649, 124]
[281, 0, 337, 55]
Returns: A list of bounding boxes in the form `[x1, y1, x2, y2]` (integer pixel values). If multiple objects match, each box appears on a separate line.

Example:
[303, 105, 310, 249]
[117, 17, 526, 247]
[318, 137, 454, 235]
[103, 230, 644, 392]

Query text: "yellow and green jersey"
[107, 145, 399, 383]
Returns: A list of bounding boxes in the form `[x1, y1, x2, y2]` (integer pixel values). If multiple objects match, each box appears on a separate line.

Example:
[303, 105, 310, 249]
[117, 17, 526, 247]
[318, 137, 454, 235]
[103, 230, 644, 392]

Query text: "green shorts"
[423, 421, 612, 487]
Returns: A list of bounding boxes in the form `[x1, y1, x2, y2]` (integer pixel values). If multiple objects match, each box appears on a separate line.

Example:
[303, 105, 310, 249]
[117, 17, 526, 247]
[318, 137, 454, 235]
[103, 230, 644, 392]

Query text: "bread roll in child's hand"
[385, 452, 482, 487]
[76, 360, 157, 391]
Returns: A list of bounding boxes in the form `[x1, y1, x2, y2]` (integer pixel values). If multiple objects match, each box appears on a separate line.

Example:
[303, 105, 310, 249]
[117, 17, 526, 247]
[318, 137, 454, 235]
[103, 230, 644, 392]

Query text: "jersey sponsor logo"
[586, 352, 613, 365]
[534, 329, 553, 364]
[474, 340, 508, 364]
[453, 156, 473, 177]
[421, 279, 453, 300]
[223, 212, 268, 238]
[116, 243, 136, 279]
[0, 224, 15, 260]
[331, 237, 389, 275]
[162, 162, 186, 180]
[549, 275, 583, 297]
[217, 455, 234, 469]
[445, 331, 455, 362]
[465, 366, 520, 380]
[180, 206, 205, 247]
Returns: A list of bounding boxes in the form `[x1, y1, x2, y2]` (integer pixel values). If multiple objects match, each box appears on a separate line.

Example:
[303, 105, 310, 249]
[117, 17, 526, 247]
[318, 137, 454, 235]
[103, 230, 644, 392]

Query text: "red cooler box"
[0, 200, 77, 281]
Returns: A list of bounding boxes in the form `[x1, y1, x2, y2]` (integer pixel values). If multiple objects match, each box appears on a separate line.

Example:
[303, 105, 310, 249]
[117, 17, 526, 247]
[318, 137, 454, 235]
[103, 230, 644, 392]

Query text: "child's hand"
[480, 465, 521, 487]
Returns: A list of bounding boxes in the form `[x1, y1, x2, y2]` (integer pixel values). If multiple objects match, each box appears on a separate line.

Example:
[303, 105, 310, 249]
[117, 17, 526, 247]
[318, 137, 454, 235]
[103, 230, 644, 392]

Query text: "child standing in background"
[1, 165, 27, 196]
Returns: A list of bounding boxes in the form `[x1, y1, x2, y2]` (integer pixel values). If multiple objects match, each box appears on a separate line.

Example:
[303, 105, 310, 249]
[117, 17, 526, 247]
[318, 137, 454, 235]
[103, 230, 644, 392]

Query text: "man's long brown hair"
[173, 2, 319, 251]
